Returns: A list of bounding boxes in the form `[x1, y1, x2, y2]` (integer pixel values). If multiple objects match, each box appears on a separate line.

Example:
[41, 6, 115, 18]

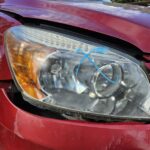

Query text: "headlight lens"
[5, 25, 150, 120]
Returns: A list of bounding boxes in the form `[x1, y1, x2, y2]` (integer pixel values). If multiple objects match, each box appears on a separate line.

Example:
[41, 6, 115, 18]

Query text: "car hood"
[1, 0, 150, 28]
[65, 1, 150, 27]
[0, 0, 150, 53]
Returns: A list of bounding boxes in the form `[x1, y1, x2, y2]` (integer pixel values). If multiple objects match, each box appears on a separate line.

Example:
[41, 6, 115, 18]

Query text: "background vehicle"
[1, 0, 150, 149]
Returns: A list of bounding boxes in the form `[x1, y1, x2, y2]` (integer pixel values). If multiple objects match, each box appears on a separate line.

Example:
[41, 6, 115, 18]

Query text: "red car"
[1, 0, 150, 149]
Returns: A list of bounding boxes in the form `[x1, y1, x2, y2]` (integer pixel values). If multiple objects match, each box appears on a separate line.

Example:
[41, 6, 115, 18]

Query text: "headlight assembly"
[5, 25, 150, 121]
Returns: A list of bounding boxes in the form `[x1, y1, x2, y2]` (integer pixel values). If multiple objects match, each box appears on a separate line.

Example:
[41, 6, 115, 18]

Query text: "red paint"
[0, 0, 150, 149]
[0, 89, 149, 150]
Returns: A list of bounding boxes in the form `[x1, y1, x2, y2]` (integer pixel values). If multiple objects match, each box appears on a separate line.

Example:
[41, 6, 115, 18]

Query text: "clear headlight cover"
[5, 25, 150, 120]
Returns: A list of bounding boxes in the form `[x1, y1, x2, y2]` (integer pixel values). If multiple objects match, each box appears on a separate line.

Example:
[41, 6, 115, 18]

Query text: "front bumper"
[0, 89, 150, 150]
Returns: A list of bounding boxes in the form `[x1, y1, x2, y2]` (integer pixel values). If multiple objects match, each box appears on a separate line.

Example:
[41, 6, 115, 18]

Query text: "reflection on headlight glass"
[5, 25, 150, 120]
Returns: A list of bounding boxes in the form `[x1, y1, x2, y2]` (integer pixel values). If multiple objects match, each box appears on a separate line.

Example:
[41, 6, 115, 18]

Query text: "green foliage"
[113, 0, 147, 3]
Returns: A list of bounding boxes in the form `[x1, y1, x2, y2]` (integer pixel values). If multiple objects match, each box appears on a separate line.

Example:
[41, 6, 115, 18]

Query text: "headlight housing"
[5, 25, 150, 121]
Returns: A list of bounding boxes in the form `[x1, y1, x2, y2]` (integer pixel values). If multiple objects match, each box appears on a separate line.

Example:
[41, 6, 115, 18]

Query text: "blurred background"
[113, 0, 150, 6]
